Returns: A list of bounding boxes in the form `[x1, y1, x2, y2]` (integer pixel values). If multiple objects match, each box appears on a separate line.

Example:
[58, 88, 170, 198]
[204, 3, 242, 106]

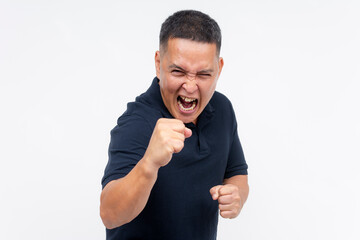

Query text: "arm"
[100, 119, 192, 229]
[210, 175, 249, 219]
[100, 157, 158, 229]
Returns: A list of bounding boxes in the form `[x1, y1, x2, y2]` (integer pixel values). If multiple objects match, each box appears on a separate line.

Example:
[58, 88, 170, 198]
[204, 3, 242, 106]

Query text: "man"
[100, 10, 249, 239]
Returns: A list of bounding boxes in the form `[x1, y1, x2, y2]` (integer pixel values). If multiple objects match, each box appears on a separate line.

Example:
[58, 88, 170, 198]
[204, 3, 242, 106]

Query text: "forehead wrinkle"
[163, 39, 218, 73]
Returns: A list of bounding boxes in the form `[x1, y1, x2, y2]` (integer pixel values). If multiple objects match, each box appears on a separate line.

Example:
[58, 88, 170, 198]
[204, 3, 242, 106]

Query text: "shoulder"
[117, 100, 161, 130]
[113, 111, 151, 136]
[210, 91, 236, 116]
[208, 91, 238, 136]
[110, 101, 160, 147]
[109, 113, 150, 148]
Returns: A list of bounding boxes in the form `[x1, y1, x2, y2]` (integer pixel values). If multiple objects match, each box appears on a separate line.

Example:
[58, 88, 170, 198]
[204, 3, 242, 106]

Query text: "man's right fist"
[143, 118, 192, 170]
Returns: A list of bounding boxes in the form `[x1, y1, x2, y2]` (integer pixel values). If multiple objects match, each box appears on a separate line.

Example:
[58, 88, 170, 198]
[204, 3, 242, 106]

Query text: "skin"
[100, 118, 192, 229]
[211, 175, 249, 218]
[155, 38, 223, 124]
[100, 38, 249, 229]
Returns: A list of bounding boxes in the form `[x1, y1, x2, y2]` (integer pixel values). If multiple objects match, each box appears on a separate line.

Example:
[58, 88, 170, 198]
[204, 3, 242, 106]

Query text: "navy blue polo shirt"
[102, 77, 248, 240]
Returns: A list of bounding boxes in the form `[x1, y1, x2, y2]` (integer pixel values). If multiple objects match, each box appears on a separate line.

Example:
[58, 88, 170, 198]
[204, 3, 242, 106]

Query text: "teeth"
[178, 99, 197, 111]
[180, 96, 196, 103]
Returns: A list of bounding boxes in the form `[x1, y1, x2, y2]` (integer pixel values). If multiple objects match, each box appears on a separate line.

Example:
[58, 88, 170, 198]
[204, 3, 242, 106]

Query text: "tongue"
[180, 98, 193, 108]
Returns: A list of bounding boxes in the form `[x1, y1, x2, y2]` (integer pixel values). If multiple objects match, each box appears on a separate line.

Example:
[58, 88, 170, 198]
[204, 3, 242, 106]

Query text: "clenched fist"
[143, 118, 192, 170]
[210, 184, 243, 219]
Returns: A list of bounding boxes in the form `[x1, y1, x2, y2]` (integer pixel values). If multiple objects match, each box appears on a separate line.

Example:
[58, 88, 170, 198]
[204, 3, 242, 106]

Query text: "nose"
[182, 78, 198, 94]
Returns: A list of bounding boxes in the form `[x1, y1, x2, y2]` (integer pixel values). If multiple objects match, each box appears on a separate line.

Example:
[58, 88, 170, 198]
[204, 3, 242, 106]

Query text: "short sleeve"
[224, 129, 248, 179]
[224, 105, 248, 179]
[101, 114, 152, 189]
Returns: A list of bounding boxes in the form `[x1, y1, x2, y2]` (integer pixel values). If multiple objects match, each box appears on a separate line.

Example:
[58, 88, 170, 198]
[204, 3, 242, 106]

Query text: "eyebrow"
[168, 64, 186, 71]
[168, 64, 214, 74]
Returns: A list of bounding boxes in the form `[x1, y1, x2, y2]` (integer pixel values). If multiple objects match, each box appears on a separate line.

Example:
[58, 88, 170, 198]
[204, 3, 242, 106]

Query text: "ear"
[155, 51, 161, 79]
[218, 57, 224, 77]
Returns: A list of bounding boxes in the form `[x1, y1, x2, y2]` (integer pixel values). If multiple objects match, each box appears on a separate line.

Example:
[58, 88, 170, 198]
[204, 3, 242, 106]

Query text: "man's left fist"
[210, 184, 243, 219]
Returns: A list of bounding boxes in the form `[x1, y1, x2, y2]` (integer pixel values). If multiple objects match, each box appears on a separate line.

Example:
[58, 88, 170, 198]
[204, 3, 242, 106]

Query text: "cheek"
[200, 81, 217, 101]
[164, 76, 183, 94]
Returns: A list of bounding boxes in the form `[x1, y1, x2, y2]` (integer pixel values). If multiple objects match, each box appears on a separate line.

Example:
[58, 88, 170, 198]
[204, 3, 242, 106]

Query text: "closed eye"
[197, 73, 212, 79]
[171, 70, 186, 76]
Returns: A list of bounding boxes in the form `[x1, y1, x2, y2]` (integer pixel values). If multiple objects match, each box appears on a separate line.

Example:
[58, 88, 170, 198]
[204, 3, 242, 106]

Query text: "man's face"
[155, 38, 224, 124]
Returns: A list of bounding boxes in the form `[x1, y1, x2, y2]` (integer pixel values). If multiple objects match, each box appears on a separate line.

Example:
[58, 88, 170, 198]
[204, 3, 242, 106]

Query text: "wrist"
[140, 156, 160, 179]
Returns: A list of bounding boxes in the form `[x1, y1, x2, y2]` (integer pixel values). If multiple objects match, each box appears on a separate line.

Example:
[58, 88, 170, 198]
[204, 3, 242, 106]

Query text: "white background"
[1, 0, 359, 239]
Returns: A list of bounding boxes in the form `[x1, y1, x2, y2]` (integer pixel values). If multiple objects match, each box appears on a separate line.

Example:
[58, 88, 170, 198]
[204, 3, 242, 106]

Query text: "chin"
[178, 115, 197, 124]
[173, 106, 200, 124]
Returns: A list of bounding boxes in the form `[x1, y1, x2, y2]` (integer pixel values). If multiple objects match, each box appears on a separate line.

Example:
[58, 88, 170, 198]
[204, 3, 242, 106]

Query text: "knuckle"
[159, 130, 167, 140]
[160, 128, 169, 136]
[219, 188, 226, 195]
[232, 209, 238, 217]
[218, 187, 224, 195]
[210, 187, 218, 195]
[220, 211, 229, 218]
[156, 118, 164, 126]
[174, 141, 184, 152]
[174, 119, 183, 124]
[219, 196, 227, 204]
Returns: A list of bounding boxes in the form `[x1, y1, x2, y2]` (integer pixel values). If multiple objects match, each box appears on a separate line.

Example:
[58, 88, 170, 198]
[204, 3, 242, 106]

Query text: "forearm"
[223, 175, 249, 209]
[100, 157, 159, 229]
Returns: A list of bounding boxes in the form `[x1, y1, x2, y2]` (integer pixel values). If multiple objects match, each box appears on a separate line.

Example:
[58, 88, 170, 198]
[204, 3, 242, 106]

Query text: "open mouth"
[177, 96, 198, 112]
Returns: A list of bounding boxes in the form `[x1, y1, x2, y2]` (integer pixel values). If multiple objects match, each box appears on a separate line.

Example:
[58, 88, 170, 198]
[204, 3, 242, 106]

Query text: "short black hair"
[159, 10, 222, 54]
